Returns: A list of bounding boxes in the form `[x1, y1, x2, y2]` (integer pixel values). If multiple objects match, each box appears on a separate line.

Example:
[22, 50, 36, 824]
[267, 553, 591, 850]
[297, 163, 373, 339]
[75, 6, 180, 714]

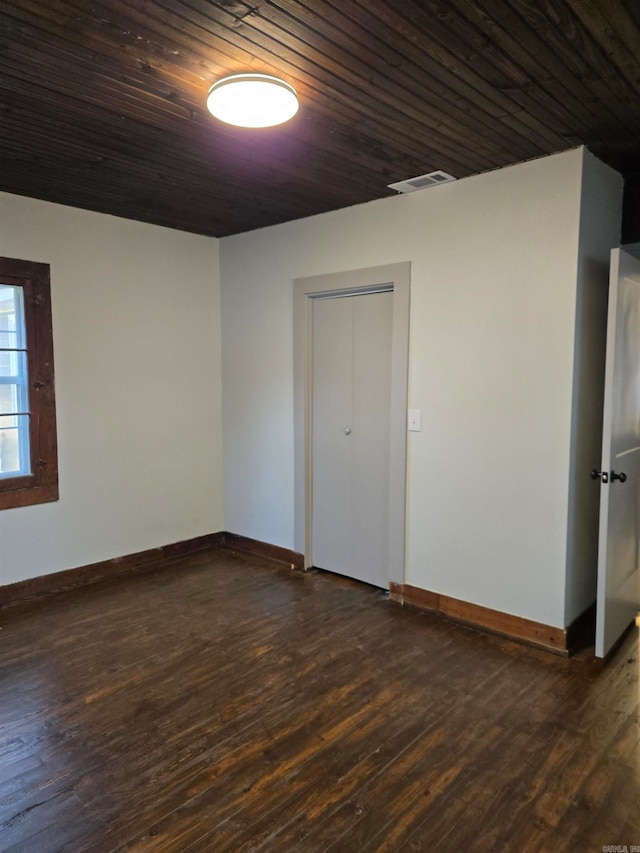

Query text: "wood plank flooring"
[0, 548, 638, 852]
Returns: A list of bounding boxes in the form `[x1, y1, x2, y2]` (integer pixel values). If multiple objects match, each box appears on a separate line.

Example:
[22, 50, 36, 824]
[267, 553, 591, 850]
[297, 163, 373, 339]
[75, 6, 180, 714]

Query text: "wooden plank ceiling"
[1, 0, 640, 237]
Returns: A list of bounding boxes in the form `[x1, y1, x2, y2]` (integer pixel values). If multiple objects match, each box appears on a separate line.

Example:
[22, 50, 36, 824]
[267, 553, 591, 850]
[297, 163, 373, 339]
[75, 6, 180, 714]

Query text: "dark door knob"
[591, 469, 609, 483]
[611, 470, 627, 483]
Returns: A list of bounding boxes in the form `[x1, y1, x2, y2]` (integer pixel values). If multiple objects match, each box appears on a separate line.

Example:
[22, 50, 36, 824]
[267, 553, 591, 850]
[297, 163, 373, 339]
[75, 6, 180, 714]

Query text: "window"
[0, 257, 58, 509]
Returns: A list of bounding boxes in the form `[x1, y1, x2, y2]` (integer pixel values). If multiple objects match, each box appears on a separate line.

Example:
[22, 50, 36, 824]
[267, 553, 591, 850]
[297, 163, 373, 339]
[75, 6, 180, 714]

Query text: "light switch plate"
[408, 409, 421, 432]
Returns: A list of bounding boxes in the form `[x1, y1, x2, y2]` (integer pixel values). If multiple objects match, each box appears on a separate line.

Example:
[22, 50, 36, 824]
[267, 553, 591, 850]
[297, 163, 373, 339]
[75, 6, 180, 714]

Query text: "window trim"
[0, 257, 58, 510]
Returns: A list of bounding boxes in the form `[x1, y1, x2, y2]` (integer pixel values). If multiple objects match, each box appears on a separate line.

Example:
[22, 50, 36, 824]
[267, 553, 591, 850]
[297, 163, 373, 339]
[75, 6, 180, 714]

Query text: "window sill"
[0, 483, 59, 511]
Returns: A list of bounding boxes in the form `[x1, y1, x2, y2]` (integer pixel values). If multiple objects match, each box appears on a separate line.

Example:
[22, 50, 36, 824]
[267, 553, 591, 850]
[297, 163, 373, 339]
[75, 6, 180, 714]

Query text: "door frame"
[293, 262, 411, 585]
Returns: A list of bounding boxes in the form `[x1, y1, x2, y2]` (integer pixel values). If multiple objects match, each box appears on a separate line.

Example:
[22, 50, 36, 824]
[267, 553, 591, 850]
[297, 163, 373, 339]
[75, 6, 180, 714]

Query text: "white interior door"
[595, 248, 640, 657]
[311, 290, 393, 588]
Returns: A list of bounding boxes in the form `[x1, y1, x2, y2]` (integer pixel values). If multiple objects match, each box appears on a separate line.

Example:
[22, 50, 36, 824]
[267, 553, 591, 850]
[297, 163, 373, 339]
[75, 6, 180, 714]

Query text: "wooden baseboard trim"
[0, 532, 225, 609]
[2, 533, 590, 656]
[389, 582, 591, 656]
[221, 532, 305, 571]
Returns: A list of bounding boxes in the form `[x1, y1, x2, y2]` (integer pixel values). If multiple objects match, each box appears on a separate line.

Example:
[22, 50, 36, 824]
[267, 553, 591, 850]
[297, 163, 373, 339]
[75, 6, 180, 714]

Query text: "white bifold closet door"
[311, 289, 393, 589]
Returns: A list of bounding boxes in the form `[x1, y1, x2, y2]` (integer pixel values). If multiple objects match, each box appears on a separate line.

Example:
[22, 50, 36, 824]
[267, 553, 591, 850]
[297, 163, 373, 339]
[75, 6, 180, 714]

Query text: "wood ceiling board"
[1, 0, 639, 236]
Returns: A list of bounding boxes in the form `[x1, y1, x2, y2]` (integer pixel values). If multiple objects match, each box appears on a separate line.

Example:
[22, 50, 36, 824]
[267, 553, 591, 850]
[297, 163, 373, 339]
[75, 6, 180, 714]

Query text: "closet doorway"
[293, 263, 410, 589]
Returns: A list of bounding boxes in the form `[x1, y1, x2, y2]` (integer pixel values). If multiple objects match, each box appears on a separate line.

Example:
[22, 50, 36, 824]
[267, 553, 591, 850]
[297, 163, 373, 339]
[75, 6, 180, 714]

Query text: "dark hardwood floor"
[0, 548, 638, 852]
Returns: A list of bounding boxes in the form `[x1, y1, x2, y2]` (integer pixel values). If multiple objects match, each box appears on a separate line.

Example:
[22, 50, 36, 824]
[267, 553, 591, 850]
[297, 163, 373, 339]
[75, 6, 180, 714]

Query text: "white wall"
[0, 192, 223, 585]
[220, 148, 591, 628]
[564, 151, 623, 623]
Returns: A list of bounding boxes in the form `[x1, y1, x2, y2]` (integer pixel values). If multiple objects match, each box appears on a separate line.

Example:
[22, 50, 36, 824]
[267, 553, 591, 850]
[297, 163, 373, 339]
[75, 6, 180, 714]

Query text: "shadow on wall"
[622, 174, 640, 244]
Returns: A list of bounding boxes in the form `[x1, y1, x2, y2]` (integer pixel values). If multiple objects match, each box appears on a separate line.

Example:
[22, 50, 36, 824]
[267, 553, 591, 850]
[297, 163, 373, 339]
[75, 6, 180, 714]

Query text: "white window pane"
[0, 349, 28, 380]
[0, 285, 30, 478]
[0, 414, 31, 477]
[0, 384, 19, 415]
[0, 284, 26, 349]
[0, 328, 17, 349]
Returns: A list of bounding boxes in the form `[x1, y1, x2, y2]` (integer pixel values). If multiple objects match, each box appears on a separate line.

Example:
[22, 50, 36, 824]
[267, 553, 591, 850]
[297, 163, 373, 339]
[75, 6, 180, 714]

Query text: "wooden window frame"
[0, 257, 58, 510]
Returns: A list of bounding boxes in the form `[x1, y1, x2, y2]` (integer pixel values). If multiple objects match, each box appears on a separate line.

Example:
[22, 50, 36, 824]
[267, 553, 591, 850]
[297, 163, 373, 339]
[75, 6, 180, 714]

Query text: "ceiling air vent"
[387, 170, 457, 193]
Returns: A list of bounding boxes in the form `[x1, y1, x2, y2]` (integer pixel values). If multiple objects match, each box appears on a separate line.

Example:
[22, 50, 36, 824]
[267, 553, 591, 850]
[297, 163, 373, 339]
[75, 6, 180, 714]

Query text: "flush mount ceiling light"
[206, 73, 299, 128]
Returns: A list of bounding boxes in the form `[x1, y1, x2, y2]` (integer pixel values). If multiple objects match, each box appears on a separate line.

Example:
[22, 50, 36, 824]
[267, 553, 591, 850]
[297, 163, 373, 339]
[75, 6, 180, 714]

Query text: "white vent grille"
[388, 170, 457, 193]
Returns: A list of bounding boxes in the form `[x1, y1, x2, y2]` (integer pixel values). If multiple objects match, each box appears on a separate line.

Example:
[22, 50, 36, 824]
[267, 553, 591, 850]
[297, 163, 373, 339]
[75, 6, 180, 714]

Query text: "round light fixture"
[206, 73, 299, 128]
